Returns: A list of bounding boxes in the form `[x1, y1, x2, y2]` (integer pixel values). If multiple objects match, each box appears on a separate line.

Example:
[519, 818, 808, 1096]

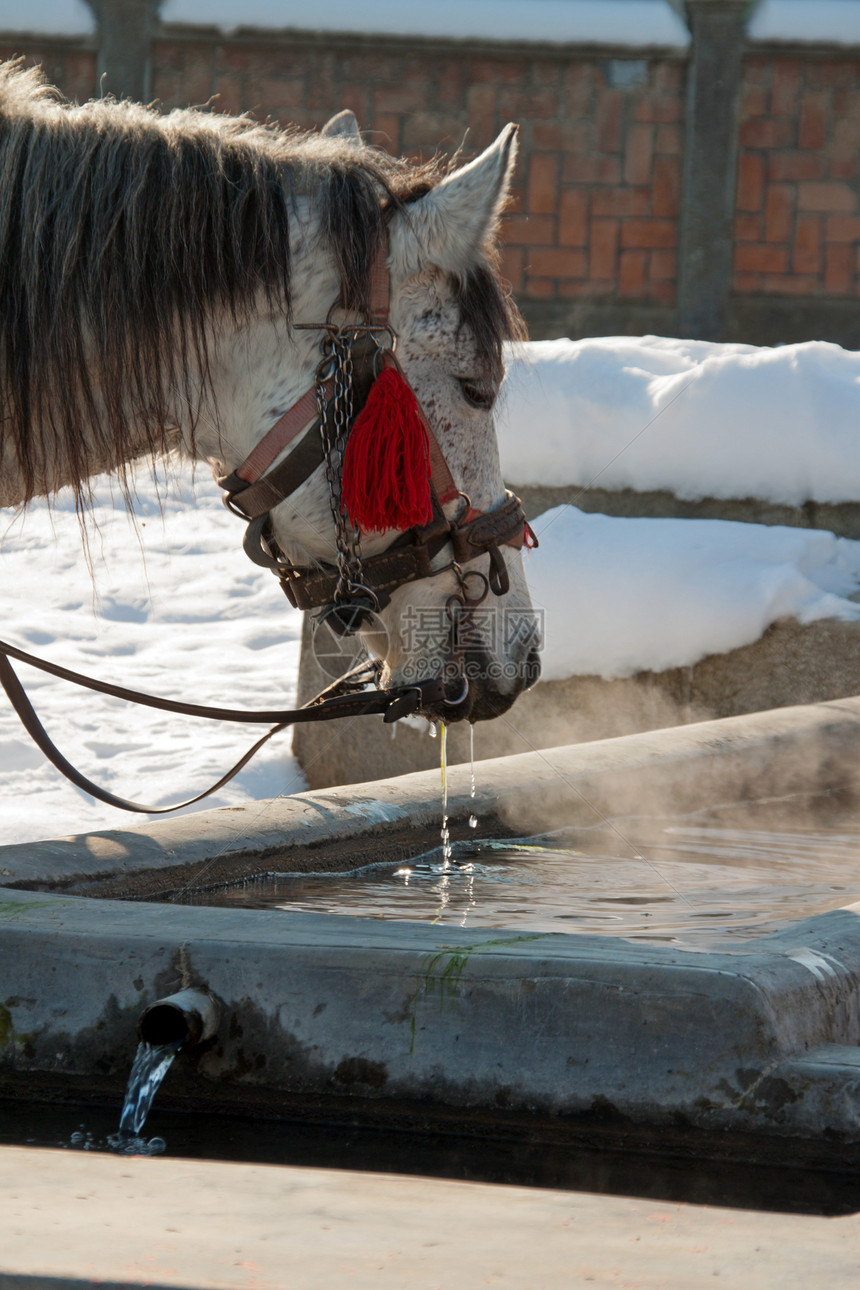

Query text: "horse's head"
[210, 115, 541, 724]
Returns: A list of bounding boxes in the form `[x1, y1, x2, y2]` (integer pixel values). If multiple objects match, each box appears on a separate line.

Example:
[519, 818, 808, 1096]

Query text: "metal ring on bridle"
[442, 672, 470, 707]
[337, 580, 380, 609]
[372, 346, 391, 378]
[460, 569, 490, 606]
[370, 325, 396, 352]
[316, 353, 338, 382]
[446, 593, 465, 623]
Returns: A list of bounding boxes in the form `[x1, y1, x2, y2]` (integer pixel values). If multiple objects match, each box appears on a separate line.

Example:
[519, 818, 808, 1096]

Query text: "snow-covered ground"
[499, 337, 860, 505]
[748, 1, 860, 45]
[2, 334, 860, 844]
[0, 464, 307, 844]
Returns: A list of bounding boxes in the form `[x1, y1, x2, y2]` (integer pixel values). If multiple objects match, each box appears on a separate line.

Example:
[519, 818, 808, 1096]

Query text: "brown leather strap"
[223, 426, 326, 521]
[368, 245, 390, 323]
[236, 387, 319, 484]
[281, 542, 438, 610]
[448, 492, 531, 563]
[0, 640, 445, 814]
[279, 491, 530, 612]
[0, 652, 289, 814]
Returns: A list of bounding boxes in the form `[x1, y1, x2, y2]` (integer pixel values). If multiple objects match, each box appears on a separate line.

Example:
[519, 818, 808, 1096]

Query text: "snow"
[0, 0, 94, 35]
[0, 462, 307, 845]
[527, 507, 860, 682]
[498, 337, 860, 506]
[159, 0, 689, 46]
[9, 1, 860, 51]
[748, 1, 860, 45]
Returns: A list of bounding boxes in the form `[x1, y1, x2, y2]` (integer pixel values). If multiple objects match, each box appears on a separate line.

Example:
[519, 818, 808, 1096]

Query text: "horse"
[0, 60, 540, 731]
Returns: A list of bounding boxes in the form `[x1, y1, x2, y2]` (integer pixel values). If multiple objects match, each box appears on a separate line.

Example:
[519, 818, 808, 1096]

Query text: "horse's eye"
[458, 379, 496, 411]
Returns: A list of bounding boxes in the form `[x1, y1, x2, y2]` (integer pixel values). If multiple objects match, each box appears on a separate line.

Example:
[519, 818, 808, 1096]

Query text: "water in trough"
[171, 795, 860, 948]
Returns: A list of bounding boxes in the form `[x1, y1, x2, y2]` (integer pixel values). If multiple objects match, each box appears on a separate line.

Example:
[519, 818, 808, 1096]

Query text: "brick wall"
[148, 36, 686, 316]
[735, 54, 860, 300]
[0, 41, 97, 102]
[5, 31, 860, 344]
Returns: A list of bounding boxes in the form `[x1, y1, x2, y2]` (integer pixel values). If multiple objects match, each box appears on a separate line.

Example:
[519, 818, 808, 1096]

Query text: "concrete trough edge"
[3, 696, 860, 1145]
[2, 885, 860, 1144]
[3, 693, 860, 889]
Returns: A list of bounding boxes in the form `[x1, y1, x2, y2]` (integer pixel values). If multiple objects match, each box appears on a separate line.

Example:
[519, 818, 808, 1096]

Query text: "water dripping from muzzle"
[440, 721, 452, 865]
[469, 722, 478, 830]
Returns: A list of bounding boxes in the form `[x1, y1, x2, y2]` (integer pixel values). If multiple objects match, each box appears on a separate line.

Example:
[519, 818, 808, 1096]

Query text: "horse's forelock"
[454, 260, 527, 388]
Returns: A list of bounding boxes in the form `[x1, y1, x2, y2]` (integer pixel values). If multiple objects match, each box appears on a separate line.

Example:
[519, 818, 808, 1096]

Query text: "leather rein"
[0, 242, 535, 815]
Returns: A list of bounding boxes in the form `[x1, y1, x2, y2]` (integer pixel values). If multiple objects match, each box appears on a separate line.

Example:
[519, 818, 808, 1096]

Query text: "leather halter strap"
[219, 242, 535, 613]
[221, 243, 390, 495]
[235, 386, 319, 485]
[273, 491, 531, 612]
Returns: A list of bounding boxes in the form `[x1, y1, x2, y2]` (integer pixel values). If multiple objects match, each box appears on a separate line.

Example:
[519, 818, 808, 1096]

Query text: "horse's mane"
[0, 60, 524, 508]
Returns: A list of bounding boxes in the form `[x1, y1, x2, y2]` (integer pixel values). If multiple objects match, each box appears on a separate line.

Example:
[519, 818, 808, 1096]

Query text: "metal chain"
[316, 330, 368, 602]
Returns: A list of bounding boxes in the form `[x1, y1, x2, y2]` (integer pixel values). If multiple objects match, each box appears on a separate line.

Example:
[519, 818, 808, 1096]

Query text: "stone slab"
[3, 878, 860, 1143]
[513, 484, 860, 538]
[2, 1146, 860, 1290]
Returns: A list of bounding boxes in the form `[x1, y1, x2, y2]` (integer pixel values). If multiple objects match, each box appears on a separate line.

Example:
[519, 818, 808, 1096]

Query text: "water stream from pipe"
[107, 1039, 182, 1155]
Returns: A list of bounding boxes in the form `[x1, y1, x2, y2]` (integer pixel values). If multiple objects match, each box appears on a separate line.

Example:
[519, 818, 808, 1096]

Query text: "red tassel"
[341, 366, 433, 533]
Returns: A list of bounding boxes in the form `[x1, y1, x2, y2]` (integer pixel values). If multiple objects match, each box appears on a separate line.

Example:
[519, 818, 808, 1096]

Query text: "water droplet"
[70, 1131, 83, 1145]
[468, 723, 478, 829]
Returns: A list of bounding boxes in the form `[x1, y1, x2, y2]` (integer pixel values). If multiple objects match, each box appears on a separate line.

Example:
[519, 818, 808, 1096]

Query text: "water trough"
[3, 696, 860, 1165]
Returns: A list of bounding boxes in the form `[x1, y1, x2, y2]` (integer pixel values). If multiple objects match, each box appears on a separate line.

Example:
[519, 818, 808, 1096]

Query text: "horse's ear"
[321, 110, 362, 146]
[394, 124, 518, 277]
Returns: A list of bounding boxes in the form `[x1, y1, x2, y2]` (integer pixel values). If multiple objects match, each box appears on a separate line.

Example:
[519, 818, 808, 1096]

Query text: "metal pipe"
[137, 988, 220, 1048]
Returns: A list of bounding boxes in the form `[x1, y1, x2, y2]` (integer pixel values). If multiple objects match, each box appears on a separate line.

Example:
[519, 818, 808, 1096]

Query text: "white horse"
[0, 62, 540, 728]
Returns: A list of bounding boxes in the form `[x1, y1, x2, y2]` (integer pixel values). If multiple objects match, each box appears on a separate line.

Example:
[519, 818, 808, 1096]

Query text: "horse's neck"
[0, 220, 338, 511]
[187, 228, 339, 479]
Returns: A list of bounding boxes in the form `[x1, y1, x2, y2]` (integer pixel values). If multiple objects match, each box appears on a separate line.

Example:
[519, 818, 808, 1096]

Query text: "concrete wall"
[4, 4, 860, 346]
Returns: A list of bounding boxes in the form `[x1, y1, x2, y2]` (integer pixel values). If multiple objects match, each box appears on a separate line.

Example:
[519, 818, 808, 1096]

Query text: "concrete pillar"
[678, 0, 749, 340]
[85, 0, 161, 101]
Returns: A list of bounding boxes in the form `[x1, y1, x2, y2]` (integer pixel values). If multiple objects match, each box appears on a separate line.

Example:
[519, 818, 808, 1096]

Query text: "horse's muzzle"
[420, 645, 541, 725]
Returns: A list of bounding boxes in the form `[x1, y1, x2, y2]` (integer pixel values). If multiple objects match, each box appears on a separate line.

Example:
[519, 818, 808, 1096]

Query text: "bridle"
[216, 243, 536, 651]
[0, 243, 537, 815]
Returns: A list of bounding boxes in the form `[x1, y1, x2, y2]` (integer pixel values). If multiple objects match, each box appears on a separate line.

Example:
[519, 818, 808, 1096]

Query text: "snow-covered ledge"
[297, 336, 860, 786]
[498, 338, 860, 527]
